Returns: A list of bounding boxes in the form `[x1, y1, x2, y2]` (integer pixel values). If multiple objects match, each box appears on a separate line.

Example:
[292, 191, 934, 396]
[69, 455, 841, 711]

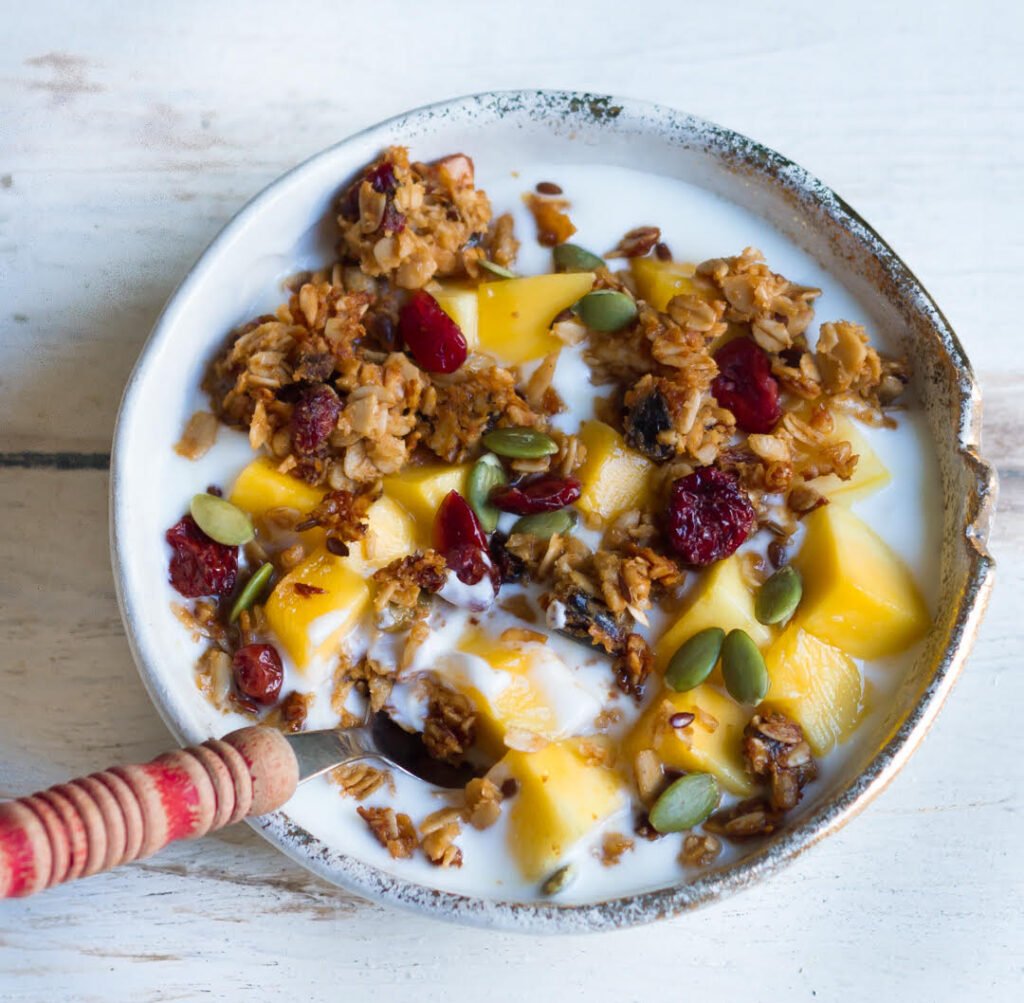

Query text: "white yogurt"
[165, 160, 943, 903]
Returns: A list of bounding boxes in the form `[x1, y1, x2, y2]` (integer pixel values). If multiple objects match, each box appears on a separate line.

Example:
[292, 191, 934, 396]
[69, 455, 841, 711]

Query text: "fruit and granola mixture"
[167, 147, 930, 891]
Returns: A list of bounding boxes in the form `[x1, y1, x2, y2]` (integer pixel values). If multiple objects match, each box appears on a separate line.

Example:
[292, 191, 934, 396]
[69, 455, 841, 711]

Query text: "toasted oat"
[263, 691, 313, 733]
[194, 646, 233, 710]
[499, 627, 547, 645]
[300, 485, 378, 544]
[816, 320, 881, 397]
[357, 805, 418, 859]
[704, 798, 782, 840]
[173, 600, 225, 643]
[422, 678, 477, 764]
[371, 551, 447, 611]
[174, 411, 219, 460]
[420, 807, 464, 868]
[614, 633, 653, 700]
[633, 749, 664, 805]
[330, 762, 393, 801]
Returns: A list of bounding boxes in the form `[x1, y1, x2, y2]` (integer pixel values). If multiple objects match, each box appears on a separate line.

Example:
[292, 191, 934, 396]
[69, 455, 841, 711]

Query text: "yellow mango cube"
[630, 257, 697, 311]
[764, 624, 863, 756]
[499, 741, 626, 880]
[264, 548, 370, 670]
[344, 496, 416, 574]
[575, 420, 654, 524]
[432, 282, 479, 350]
[805, 414, 890, 503]
[382, 463, 471, 543]
[655, 555, 772, 673]
[229, 457, 324, 519]
[477, 273, 595, 363]
[627, 684, 754, 796]
[795, 505, 930, 659]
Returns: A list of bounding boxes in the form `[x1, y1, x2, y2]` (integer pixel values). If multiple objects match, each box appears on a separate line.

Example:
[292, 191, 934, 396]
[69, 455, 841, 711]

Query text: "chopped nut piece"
[615, 633, 654, 700]
[357, 805, 418, 859]
[596, 831, 635, 866]
[743, 712, 818, 811]
[633, 749, 664, 805]
[605, 226, 661, 259]
[330, 762, 393, 801]
[263, 691, 313, 733]
[524, 192, 576, 247]
[680, 832, 722, 867]
[463, 777, 503, 830]
[704, 798, 782, 840]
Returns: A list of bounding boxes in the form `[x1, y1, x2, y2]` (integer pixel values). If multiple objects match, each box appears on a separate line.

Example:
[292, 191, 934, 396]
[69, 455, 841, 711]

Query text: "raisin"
[711, 337, 782, 434]
[399, 291, 468, 374]
[665, 467, 755, 567]
[488, 531, 526, 585]
[165, 515, 238, 598]
[624, 386, 675, 462]
[490, 475, 581, 515]
[232, 644, 284, 705]
[291, 383, 342, 454]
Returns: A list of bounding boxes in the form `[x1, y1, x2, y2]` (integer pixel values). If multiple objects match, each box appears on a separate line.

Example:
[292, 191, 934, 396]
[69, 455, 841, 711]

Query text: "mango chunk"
[477, 273, 595, 364]
[655, 555, 772, 672]
[630, 257, 697, 311]
[627, 684, 754, 796]
[795, 504, 929, 659]
[229, 457, 324, 519]
[499, 741, 626, 880]
[382, 463, 471, 543]
[433, 282, 479, 350]
[764, 624, 863, 756]
[346, 496, 416, 573]
[805, 413, 891, 503]
[264, 548, 370, 670]
[575, 420, 654, 524]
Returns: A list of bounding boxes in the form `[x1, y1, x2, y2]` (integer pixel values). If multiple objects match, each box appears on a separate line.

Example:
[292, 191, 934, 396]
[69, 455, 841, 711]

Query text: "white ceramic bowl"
[111, 91, 995, 932]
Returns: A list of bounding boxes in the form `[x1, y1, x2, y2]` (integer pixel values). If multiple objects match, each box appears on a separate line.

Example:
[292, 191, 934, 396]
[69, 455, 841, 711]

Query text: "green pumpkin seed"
[721, 629, 770, 705]
[665, 627, 725, 692]
[574, 290, 638, 332]
[229, 562, 274, 623]
[510, 508, 578, 540]
[190, 493, 254, 546]
[467, 453, 507, 532]
[478, 258, 517, 279]
[553, 243, 605, 273]
[540, 863, 576, 896]
[649, 773, 720, 833]
[755, 565, 803, 625]
[482, 427, 558, 459]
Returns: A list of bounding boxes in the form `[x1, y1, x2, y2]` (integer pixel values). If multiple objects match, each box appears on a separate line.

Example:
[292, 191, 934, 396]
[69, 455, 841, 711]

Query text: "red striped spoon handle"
[0, 726, 298, 898]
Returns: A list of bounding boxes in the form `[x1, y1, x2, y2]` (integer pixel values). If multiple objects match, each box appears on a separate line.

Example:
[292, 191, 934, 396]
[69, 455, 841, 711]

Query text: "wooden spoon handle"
[0, 726, 298, 899]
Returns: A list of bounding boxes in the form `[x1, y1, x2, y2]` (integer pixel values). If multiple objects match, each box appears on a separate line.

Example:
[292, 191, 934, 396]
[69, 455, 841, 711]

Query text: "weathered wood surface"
[1, 1, 1021, 1000]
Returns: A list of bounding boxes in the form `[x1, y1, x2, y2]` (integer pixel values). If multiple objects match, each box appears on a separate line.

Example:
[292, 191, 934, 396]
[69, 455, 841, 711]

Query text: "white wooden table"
[2, 2, 1021, 999]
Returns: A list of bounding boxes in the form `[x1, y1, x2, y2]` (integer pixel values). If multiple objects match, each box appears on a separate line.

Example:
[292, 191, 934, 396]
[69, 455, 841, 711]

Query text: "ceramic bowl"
[111, 91, 996, 932]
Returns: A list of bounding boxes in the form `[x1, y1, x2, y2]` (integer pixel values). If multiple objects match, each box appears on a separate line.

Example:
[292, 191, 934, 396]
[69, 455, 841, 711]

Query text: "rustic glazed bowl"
[111, 91, 996, 931]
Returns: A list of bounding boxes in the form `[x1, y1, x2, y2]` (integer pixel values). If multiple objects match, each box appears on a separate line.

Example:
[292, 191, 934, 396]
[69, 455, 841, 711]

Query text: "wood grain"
[0, 0, 1021, 999]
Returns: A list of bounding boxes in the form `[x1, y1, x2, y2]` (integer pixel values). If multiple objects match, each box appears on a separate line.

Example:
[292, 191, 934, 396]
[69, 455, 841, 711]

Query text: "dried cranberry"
[291, 384, 342, 454]
[434, 491, 498, 590]
[366, 161, 397, 195]
[399, 291, 468, 374]
[232, 644, 284, 705]
[665, 467, 755, 566]
[165, 515, 238, 598]
[711, 337, 782, 434]
[490, 476, 581, 515]
[381, 201, 406, 234]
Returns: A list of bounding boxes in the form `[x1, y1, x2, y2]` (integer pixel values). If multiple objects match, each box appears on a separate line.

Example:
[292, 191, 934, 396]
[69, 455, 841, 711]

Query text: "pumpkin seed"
[190, 493, 254, 546]
[467, 453, 507, 532]
[229, 562, 274, 623]
[755, 565, 803, 625]
[482, 427, 558, 459]
[649, 773, 720, 833]
[510, 508, 578, 540]
[540, 863, 576, 896]
[552, 243, 605, 273]
[665, 627, 725, 692]
[574, 290, 638, 332]
[721, 629, 770, 705]
[478, 258, 517, 279]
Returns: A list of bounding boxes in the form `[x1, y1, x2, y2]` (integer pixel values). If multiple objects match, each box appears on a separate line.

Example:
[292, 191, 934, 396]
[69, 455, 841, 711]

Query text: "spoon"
[0, 713, 476, 899]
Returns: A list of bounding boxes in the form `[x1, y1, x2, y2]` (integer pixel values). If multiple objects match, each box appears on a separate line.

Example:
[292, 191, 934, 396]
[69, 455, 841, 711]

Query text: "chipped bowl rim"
[111, 90, 997, 933]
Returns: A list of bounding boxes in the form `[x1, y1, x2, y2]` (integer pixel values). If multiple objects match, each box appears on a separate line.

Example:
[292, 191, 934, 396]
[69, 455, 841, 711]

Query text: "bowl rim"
[110, 89, 997, 933]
